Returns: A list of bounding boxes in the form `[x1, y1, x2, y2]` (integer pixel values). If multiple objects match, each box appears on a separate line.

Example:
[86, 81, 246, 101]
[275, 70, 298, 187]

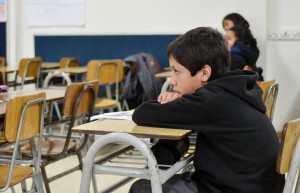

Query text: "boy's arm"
[132, 93, 208, 131]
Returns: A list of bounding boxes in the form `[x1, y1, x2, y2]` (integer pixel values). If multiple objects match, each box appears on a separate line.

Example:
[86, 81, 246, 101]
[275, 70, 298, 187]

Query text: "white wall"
[9, 0, 267, 66]
[267, 0, 300, 130]
[18, 0, 300, 129]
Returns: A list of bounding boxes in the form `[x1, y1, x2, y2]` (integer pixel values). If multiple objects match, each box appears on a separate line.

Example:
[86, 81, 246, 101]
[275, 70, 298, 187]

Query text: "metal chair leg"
[20, 180, 27, 192]
[32, 172, 45, 193]
[10, 186, 16, 193]
[41, 164, 51, 193]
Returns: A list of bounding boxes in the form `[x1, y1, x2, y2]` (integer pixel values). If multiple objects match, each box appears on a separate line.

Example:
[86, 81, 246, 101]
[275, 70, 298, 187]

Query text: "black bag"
[151, 137, 190, 168]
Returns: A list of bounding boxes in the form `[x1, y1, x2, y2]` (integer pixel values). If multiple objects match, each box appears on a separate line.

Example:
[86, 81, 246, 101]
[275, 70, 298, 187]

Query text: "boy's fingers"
[158, 92, 180, 104]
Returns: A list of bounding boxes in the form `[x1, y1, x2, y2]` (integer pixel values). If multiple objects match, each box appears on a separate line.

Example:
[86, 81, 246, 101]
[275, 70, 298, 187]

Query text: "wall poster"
[0, 0, 7, 22]
[27, 0, 85, 26]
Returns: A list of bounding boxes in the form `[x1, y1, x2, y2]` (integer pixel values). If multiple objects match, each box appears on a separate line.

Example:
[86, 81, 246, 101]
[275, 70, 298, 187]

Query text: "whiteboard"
[27, 0, 85, 26]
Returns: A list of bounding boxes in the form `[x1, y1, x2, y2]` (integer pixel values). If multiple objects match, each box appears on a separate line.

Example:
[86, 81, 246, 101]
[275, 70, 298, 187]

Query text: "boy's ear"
[197, 64, 211, 82]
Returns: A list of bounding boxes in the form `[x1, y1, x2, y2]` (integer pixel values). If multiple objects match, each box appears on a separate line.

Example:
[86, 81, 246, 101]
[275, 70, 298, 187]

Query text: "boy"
[129, 27, 284, 193]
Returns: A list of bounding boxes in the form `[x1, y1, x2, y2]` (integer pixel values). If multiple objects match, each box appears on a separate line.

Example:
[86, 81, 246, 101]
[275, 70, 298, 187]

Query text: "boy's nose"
[169, 76, 176, 86]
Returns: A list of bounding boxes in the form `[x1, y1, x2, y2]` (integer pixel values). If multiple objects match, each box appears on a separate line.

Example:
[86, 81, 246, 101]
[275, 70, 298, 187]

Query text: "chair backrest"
[18, 58, 41, 78]
[260, 80, 275, 102]
[4, 92, 46, 142]
[86, 60, 124, 102]
[259, 80, 278, 122]
[17, 57, 42, 89]
[59, 57, 79, 68]
[276, 118, 300, 192]
[58, 81, 98, 155]
[277, 118, 300, 173]
[63, 80, 98, 117]
[86, 59, 124, 84]
[264, 83, 279, 122]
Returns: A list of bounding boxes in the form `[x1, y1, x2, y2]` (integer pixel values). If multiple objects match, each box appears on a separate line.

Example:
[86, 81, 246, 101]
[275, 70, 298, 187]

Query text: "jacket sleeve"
[132, 92, 209, 131]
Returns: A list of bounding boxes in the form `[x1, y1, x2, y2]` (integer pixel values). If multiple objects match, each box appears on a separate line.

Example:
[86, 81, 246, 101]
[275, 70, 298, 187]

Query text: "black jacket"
[132, 70, 284, 193]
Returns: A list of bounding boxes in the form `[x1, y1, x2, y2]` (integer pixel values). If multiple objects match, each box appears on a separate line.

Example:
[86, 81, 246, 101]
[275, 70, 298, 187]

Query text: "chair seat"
[0, 165, 33, 187]
[94, 97, 117, 109]
[0, 139, 76, 157]
[40, 140, 77, 156]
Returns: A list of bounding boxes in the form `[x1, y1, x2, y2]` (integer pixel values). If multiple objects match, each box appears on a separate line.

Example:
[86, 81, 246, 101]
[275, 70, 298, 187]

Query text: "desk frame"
[75, 120, 193, 193]
[80, 133, 194, 193]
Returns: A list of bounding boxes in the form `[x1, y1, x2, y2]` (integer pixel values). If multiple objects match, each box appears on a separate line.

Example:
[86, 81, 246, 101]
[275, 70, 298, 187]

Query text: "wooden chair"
[43, 71, 72, 122]
[86, 59, 125, 112]
[13, 57, 42, 89]
[0, 92, 46, 193]
[260, 80, 275, 102]
[277, 118, 300, 192]
[264, 83, 279, 122]
[37, 80, 97, 193]
[43, 57, 79, 86]
[59, 57, 79, 68]
[60, 57, 80, 81]
[259, 80, 279, 122]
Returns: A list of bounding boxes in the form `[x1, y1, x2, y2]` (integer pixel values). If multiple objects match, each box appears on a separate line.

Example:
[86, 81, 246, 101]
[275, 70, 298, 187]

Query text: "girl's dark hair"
[229, 26, 257, 47]
[223, 13, 250, 29]
[167, 27, 230, 81]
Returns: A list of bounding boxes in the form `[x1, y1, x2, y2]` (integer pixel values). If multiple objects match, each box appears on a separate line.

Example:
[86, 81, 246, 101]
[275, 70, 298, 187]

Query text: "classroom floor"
[3, 143, 138, 193]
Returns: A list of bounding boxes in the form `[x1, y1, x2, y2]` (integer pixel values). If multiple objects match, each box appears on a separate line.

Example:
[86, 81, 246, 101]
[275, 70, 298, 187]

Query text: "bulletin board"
[35, 35, 179, 68]
[0, 23, 6, 58]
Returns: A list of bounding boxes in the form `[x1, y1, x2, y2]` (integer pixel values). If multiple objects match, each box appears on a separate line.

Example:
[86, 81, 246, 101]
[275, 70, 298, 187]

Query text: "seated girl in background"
[226, 25, 264, 81]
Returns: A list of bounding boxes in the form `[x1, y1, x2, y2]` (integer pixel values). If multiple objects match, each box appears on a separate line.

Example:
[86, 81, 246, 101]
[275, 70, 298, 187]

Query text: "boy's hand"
[158, 92, 182, 104]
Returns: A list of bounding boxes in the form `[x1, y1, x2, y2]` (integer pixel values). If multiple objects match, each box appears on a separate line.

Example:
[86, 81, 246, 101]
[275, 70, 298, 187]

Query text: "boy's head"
[166, 27, 230, 94]
[226, 26, 257, 48]
[222, 13, 249, 31]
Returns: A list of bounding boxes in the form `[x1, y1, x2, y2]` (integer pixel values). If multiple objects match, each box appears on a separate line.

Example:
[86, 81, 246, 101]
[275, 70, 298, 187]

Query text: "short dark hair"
[167, 27, 230, 81]
[223, 13, 250, 29]
[229, 26, 257, 47]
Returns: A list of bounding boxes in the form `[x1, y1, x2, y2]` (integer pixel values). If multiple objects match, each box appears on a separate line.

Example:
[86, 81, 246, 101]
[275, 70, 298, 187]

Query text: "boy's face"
[225, 30, 237, 49]
[169, 56, 207, 95]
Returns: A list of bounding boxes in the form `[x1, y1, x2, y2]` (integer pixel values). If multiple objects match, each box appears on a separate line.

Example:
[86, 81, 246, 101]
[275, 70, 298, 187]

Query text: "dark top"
[132, 70, 284, 193]
[230, 41, 259, 71]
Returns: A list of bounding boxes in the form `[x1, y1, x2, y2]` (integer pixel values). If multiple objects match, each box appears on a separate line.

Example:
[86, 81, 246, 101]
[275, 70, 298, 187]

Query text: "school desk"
[73, 119, 194, 193]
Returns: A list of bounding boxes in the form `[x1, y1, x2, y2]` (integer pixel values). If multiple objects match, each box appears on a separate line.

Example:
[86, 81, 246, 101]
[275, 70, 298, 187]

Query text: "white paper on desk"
[91, 111, 133, 121]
